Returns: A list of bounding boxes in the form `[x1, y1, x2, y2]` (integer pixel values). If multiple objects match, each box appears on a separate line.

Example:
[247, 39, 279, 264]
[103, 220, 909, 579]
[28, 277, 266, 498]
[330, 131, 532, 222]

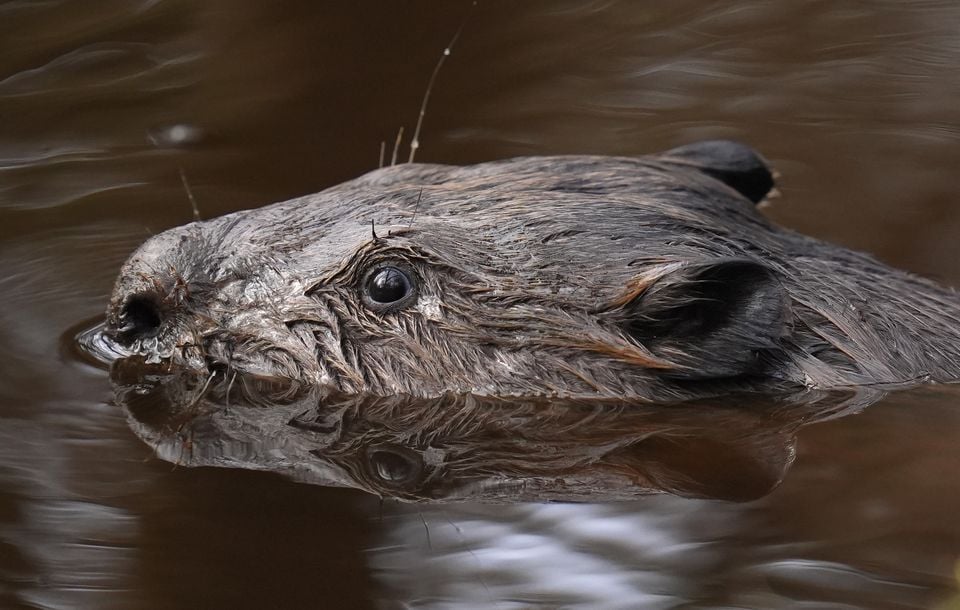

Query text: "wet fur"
[107, 145, 960, 402]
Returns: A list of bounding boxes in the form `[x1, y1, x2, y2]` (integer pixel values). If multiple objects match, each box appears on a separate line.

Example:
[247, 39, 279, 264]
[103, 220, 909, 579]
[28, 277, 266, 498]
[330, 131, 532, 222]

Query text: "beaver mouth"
[201, 330, 313, 383]
[82, 313, 322, 403]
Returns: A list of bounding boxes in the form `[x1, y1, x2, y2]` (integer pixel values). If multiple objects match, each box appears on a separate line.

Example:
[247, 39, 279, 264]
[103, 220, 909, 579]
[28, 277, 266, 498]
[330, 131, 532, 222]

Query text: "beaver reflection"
[111, 362, 873, 503]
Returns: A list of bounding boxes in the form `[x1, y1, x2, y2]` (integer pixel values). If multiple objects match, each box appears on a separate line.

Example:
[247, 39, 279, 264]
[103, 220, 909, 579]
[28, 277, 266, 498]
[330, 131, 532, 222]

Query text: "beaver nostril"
[119, 295, 163, 340]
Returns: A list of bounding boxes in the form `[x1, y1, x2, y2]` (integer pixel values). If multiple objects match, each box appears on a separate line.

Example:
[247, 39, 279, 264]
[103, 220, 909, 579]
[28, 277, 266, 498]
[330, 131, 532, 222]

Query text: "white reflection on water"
[375, 499, 741, 608]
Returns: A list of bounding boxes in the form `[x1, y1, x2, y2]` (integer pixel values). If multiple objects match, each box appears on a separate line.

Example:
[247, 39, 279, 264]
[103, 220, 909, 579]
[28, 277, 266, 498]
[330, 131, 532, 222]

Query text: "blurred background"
[1, 1, 959, 608]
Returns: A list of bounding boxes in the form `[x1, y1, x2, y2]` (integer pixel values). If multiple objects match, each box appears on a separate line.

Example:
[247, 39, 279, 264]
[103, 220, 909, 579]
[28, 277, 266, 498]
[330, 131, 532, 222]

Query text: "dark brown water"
[3, 1, 960, 608]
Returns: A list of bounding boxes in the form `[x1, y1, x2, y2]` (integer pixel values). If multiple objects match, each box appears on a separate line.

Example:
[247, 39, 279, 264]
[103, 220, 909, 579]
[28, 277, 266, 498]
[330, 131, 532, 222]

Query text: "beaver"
[105, 140, 960, 403]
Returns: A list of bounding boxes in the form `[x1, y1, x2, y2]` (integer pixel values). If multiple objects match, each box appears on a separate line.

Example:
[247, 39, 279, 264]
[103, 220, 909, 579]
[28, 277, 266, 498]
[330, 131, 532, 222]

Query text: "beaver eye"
[365, 266, 414, 307]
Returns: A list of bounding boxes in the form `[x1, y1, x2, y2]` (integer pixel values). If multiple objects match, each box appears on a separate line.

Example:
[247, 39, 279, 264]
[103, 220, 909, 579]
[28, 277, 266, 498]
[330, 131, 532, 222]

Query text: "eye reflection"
[365, 445, 424, 487]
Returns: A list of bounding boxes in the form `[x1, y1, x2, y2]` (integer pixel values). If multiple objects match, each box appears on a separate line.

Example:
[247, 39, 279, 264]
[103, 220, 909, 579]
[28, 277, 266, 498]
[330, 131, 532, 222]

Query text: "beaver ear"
[621, 259, 786, 379]
[660, 140, 775, 204]
[609, 426, 795, 501]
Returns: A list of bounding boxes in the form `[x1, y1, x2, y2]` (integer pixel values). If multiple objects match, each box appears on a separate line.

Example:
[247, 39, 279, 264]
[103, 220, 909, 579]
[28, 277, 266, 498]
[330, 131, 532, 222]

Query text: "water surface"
[2, 2, 960, 608]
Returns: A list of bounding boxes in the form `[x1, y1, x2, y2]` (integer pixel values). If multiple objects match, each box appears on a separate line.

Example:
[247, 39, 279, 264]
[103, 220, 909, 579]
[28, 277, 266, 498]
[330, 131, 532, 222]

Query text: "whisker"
[418, 511, 432, 550]
[409, 188, 423, 228]
[225, 371, 237, 410]
[390, 125, 404, 167]
[407, 0, 477, 163]
[179, 167, 201, 222]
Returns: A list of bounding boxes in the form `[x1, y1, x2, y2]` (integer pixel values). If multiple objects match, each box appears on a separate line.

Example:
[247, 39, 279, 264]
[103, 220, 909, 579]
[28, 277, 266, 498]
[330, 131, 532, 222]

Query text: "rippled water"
[3, 2, 960, 608]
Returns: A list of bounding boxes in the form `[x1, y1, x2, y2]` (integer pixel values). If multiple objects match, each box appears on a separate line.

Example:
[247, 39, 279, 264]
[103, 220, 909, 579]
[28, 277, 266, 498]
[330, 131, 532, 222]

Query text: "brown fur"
[105, 142, 960, 403]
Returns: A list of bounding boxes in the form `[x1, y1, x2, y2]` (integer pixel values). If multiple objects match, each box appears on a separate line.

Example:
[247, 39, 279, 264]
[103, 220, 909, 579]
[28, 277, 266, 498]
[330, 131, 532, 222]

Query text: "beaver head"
[105, 140, 960, 402]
